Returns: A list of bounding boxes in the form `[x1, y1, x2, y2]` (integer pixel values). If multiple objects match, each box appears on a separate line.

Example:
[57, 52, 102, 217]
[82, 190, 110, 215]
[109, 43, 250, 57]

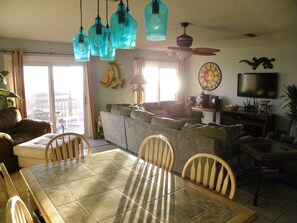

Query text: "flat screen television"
[237, 73, 278, 99]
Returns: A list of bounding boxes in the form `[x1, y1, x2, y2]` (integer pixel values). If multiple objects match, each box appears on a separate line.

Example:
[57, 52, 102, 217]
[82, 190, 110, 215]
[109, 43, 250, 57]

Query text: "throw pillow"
[170, 102, 185, 117]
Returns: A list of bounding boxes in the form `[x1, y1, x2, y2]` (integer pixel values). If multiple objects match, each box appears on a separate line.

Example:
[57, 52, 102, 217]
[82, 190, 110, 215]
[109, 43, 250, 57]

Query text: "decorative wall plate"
[198, 62, 222, 91]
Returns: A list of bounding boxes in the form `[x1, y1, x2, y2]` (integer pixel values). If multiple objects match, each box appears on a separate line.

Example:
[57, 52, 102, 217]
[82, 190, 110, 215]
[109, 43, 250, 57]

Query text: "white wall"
[187, 43, 297, 132]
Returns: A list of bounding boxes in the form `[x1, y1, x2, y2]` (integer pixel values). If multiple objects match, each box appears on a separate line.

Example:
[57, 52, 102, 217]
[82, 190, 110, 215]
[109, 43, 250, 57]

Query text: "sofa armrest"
[0, 132, 13, 145]
[191, 110, 204, 118]
[18, 119, 52, 134]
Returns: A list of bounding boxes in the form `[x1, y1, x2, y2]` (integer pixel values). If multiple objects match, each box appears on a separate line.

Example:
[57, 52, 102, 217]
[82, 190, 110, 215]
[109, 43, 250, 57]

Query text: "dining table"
[20, 149, 258, 223]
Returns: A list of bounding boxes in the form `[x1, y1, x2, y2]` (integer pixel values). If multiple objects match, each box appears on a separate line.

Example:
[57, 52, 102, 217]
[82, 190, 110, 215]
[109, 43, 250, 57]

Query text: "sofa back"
[0, 107, 22, 132]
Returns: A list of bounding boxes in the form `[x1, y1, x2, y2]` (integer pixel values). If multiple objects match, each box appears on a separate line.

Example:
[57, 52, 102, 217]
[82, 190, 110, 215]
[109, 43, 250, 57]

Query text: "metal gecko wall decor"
[239, 57, 275, 70]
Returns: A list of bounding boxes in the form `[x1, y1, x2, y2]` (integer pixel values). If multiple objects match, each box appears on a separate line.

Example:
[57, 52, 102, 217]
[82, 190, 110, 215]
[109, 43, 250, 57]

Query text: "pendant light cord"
[80, 0, 83, 28]
[105, 0, 109, 26]
[97, 0, 100, 17]
[126, 0, 129, 11]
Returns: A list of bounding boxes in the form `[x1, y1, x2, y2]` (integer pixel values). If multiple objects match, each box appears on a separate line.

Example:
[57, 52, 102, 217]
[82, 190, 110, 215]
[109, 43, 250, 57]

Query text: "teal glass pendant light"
[110, 0, 133, 49]
[89, 0, 108, 57]
[72, 0, 90, 61]
[101, 0, 115, 60]
[126, 0, 138, 48]
[144, 0, 168, 41]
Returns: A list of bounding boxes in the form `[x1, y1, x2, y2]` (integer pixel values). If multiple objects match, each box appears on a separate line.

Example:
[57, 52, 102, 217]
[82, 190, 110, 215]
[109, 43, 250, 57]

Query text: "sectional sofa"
[100, 102, 244, 174]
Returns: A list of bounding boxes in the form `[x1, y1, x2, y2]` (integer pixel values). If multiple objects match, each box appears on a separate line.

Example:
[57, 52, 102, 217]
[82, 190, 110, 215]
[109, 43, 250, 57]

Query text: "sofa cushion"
[131, 109, 155, 123]
[0, 107, 22, 132]
[141, 102, 159, 112]
[111, 106, 132, 117]
[160, 101, 176, 114]
[150, 109, 170, 117]
[170, 102, 185, 117]
[151, 116, 185, 130]
[182, 123, 243, 148]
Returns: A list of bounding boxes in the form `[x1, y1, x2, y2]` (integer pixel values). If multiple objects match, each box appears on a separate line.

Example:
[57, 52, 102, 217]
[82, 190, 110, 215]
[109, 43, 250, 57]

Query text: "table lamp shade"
[144, 0, 168, 41]
[130, 74, 147, 85]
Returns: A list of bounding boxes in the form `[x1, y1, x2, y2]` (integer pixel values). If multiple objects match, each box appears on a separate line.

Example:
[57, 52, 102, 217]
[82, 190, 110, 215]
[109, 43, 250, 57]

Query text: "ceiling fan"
[167, 22, 220, 60]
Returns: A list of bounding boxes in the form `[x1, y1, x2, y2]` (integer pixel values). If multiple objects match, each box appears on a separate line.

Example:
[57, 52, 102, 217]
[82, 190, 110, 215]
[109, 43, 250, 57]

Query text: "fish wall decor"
[100, 62, 126, 89]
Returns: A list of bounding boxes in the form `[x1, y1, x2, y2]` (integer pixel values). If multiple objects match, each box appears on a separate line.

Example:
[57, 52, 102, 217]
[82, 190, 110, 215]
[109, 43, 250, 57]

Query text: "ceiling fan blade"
[167, 47, 193, 52]
[193, 48, 220, 53]
[193, 51, 216, 56]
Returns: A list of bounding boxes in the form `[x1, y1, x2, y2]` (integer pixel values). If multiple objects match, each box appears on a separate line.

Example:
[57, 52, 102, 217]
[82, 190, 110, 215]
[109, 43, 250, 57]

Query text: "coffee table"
[239, 139, 297, 206]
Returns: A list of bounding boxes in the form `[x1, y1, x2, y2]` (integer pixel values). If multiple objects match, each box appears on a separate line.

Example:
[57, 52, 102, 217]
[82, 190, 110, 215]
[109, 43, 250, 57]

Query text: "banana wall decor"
[100, 62, 126, 89]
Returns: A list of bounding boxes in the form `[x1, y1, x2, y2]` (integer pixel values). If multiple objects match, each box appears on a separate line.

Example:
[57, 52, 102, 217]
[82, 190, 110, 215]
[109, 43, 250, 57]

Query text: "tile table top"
[20, 149, 258, 223]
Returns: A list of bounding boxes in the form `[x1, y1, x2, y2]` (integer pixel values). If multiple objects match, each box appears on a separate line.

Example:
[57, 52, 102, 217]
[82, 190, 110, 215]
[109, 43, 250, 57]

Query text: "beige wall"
[1, 37, 296, 132]
[187, 44, 297, 131]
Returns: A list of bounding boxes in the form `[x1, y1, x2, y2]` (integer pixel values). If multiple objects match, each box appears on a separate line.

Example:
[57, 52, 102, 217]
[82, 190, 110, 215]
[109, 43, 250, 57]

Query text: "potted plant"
[281, 84, 297, 137]
[0, 70, 21, 110]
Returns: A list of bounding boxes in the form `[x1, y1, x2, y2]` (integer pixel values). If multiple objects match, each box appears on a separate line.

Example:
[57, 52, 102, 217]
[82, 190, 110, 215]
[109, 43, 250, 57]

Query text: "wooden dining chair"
[182, 153, 236, 200]
[45, 132, 92, 163]
[138, 134, 175, 172]
[6, 196, 34, 223]
[0, 163, 19, 200]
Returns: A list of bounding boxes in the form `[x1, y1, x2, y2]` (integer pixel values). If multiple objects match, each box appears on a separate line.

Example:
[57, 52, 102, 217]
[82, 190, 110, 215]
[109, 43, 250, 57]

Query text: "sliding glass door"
[24, 58, 86, 134]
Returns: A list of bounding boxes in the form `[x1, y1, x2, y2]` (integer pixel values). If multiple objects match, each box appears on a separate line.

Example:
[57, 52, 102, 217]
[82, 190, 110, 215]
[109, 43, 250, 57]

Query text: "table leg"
[253, 161, 262, 206]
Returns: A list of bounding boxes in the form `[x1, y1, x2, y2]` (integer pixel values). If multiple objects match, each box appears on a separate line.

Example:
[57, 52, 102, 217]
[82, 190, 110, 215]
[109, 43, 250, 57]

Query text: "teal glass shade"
[72, 27, 90, 61]
[128, 9, 138, 48]
[144, 0, 168, 41]
[89, 16, 108, 57]
[110, 1, 133, 49]
[101, 27, 116, 61]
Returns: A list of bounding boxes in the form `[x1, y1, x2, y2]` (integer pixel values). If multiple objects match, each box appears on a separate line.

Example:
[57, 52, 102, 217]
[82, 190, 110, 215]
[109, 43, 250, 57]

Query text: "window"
[23, 56, 88, 134]
[143, 61, 179, 102]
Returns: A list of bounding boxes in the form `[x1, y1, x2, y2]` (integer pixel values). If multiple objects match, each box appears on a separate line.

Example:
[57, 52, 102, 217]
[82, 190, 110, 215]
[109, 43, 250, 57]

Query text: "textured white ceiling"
[0, 0, 296, 51]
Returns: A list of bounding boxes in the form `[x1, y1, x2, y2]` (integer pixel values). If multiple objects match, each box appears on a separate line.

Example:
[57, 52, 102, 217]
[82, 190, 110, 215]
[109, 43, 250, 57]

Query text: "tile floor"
[1, 138, 297, 223]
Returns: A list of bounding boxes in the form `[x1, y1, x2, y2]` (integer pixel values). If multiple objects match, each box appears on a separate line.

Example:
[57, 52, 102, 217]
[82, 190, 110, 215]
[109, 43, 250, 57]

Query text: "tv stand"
[220, 110, 275, 137]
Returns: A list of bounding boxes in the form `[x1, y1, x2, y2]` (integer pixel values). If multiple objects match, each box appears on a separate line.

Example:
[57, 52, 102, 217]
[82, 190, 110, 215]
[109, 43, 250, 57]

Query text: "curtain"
[86, 63, 96, 138]
[12, 51, 27, 117]
[177, 60, 186, 101]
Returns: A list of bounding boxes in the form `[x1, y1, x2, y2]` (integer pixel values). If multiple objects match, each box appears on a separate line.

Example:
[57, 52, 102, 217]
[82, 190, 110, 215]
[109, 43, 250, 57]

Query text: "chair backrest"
[181, 153, 236, 200]
[0, 163, 19, 200]
[6, 196, 33, 223]
[45, 132, 92, 163]
[138, 134, 175, 172]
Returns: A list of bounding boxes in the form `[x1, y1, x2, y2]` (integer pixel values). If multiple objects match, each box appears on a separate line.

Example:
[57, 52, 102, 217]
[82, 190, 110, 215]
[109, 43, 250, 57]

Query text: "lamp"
[89, 0, 108, 57]
[101, 0, 116, 60]
[126, 0, 138, 48]
[110, 0, 134, 49]
[144, 0, 168, 41]
[131, 59, 147, 104]
[72, 0, 90, 62]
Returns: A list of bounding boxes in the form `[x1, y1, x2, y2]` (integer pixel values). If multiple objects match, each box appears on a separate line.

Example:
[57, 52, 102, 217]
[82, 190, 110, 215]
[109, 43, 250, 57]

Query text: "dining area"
[2, 133, 258, 222]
